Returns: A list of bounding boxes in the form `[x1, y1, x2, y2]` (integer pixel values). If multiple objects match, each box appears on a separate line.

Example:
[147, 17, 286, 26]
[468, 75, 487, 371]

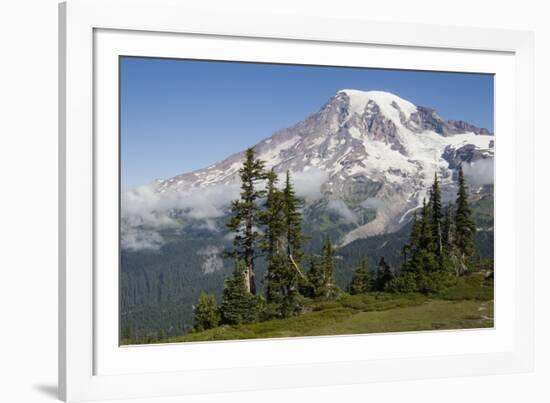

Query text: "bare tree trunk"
[243, 254, 256, 294]
[459, 253, 468, 276]
[243, 267, 251, 293]
[244, 217, 256, 294]
[288, 254, 307, 281]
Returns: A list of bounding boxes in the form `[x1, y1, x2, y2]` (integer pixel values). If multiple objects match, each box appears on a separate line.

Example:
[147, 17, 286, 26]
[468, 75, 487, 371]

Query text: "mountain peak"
[148, 89, 493, 245]
[336, 89, 418, 123]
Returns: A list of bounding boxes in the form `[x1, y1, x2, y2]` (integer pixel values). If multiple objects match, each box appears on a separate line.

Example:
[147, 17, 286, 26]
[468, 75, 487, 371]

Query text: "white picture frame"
[59, 0, 534, 401]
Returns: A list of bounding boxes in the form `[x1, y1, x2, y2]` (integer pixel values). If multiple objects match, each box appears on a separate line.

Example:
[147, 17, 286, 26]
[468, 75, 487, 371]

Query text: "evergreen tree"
[419, 198, 435, 253]
[281, 171, 307, 312]
[260, 170, 285, 260]
[417, 200, 443, 291]
[193, 292, 220, 331]
[305, 257, 324, 298]
[278, 270, 303, 318]
[282, 171, 305, 266]
[442, 203, 460, 276]
[264, 253, 288, 304]
[402, 212, 420, 268]
[442, 203, 455, 248]
[404, 200, 437, 273]
[385, 270, 418, 293]
[260, 170, 286, 305]
[350, 260, 372, 295]
[397, 197, 448, 294]
[226, 147, 267, 294]
[374, 257, 394, 291]
[220, 261, 259, 325]
[454, 166, 477, 275]
[429, 173, 443, 257]
[260, 170, 305, 317]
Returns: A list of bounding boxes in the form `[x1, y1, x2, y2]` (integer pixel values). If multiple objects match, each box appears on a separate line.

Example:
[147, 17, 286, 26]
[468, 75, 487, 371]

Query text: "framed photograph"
[59, 0, 534, 401]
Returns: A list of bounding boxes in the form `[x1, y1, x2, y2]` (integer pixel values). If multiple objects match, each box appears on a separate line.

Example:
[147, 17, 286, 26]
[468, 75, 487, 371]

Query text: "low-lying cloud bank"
[121, 168, 329, 251]
[122, 183, 240, 226]
[361, 197, 385, 210]
[291, 168, 329, 200]
[327, 198, 357, 223]
[121, 226, 165, 251]
[462, 159, 494, 187]
[121, 183, 240, 250]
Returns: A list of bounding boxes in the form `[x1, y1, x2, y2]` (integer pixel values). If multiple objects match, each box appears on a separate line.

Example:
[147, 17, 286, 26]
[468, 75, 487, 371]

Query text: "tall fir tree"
[402, 211, 420, 269]
[260, 170, 285, 260]
[404, 198, 437, 268]
[260, 170, 285, 304]
[281, 171, 306, 314]
[193, 292, 220, 331]
[261, 170, 305, 317]
[350, 260, 372, 295]
[394, 212, 423, 293]
[442, 203, 460, 276]
[226, 147, 266, 294]
[419, 198, 435, 253]
[429, 173, 443, 257]
[442, 203, 455, 248]
[454, 166, 477, 275]
[220, 261, 259, 325]
[282, 171, 305, 266]
[418, 199, 441, 291]
[398, 198, 443, 294]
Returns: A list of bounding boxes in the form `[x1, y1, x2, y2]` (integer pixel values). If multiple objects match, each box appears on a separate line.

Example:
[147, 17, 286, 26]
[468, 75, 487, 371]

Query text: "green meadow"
[156, 273, 493, 344]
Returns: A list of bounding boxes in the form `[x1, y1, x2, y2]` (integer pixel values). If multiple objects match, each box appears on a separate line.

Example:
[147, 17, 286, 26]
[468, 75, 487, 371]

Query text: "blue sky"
[121, 57, 494, 188]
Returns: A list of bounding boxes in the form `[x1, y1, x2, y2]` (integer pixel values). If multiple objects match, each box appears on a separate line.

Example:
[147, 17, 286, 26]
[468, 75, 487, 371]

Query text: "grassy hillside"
[151, 273, 493, 344]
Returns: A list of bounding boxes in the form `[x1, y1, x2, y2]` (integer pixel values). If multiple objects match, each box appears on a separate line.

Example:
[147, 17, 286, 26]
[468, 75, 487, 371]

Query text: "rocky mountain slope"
[135, 89, 493, 248]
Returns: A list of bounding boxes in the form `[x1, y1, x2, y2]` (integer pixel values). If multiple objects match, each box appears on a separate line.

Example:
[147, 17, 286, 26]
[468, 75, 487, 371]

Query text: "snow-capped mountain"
[130, 89, 494, 248]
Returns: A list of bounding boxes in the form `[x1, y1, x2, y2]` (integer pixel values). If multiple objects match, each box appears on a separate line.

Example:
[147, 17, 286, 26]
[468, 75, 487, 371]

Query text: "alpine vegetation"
[166, 148, 491, 341]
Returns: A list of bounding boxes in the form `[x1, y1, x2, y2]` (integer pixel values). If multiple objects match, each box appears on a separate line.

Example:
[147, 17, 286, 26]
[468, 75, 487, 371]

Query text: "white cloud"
[327, 198, 357, 223]
[291, 167, 329, 200]
[462, 159, 494, 186]
[361, 197, 385, 210]
[120, 167, 331, 250]
[121, 182, 240, 250]
[121, 226, 165, 251]
[197, 245, 224, 274]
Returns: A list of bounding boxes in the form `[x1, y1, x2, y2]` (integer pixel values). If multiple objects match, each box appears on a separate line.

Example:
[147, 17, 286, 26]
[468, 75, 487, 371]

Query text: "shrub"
[385, 272, 418, 293]
[193, 292, 220, 331]
[220, 262, 260, 325]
